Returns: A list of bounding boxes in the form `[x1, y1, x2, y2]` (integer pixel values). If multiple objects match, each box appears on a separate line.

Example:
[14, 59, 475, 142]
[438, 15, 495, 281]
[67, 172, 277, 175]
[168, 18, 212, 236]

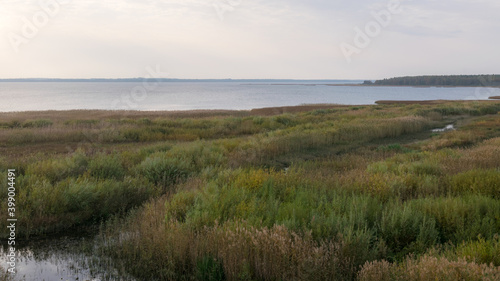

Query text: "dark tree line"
[374, 75, 500, 87]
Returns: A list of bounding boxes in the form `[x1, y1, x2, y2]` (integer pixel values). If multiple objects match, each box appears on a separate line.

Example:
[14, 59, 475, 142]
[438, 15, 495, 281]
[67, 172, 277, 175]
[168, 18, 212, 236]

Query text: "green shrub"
[22, 119, 53, 128]
[196, 256, 226, 281]
[379, 203, 439, 260]
[6, 120, 22, 128]
[408, 161, 442, 176]
[273, 114, 297, 126]
[139, 118, 153, 125]
[62, 176, 157, 223]
[138, 155, 192, 188]
[411, 196, 500, 243]
[447, 169, 500, 198]
[88, 154, 125, 180]
[120, 128, 141, 142]
[455, 235, 500, 266]
[0, 174, 157, 237]
[64, 119, 99, 127]
[376, 144, 412, 153]
[165, 190, 197, 222]
[167, 141, 226, 170]
[26, 151, 88, 183]
[139, 143, 172, 155]
[396, 174, 441, 200]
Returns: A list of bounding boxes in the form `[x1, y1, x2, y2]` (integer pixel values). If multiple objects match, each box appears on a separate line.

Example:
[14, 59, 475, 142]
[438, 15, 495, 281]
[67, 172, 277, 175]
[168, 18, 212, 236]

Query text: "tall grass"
[100, 197, 382, 281]
[358, 255, 500, 281]
[1, 102, 500, 279]
[25, 150, 89, 183]
[0, 173, 158, 238]
[88, 153, 126, 180]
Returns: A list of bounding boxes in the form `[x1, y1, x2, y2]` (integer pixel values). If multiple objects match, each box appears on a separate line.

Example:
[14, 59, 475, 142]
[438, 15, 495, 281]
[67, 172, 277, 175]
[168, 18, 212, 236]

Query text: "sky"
[0, 0, 499, 79]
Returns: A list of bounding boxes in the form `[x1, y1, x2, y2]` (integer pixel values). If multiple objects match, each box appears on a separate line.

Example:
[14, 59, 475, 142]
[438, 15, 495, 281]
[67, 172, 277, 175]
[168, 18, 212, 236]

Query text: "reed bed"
[1, 101, 500, 280]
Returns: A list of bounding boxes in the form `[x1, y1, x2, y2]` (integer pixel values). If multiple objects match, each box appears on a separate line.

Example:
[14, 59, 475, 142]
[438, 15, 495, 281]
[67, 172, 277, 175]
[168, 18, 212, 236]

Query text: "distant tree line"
[374, 75, 500, 87]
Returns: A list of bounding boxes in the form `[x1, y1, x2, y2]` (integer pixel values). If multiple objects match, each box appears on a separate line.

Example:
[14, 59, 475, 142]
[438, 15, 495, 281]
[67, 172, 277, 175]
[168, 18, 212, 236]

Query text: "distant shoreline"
[242, 84, 500, 88]
[0, 78, 362, 83]
[2, 79, 499, 88]
[372, 74, 500, 88]
[327, 84, 500, 88]
[2, 75, 499, 88]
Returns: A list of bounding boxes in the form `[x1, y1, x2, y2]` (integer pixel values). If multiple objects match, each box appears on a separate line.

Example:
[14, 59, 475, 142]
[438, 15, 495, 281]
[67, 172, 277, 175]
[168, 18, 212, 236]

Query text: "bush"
[376, 144, 412, 154]
[358, 255, 500, 281]
[6, 120, 22, 128]
[196, 256, 226, 281]
[26, 151, 88, 183]
[447, 169, 500, 198]
[137, 155, 192, 188]
[273, 114, 297, 126]
[447, 235, 500, 266]
[165, 190, 197, 222]
[88, 154, 125, 180]
[22, 119, 53, 128]
[379, 203, 439, 260]
[62, 176, 158, 224]
[93, 177, 158, 218]
[0, 174, 157, 237]
[411, 196, 500, 244]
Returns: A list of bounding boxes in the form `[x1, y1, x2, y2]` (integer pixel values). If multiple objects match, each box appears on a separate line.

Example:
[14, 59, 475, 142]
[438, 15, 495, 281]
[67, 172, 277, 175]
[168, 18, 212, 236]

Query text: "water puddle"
[1, 234, 136, 281]
[432, 124, 455, 132]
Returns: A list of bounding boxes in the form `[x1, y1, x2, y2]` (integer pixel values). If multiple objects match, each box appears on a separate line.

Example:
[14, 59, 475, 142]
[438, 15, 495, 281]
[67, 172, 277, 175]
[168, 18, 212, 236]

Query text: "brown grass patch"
[376, 100, 500, 105]
[0, 109, 249, 122]
[376, 100, 462, 105]
[358, 255, 500, 281]
[249, 104, 348, 116]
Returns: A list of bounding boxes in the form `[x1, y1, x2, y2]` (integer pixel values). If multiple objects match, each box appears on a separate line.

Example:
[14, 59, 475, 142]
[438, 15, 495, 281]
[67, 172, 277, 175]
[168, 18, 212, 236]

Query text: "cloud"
[0, 0, 498, 79]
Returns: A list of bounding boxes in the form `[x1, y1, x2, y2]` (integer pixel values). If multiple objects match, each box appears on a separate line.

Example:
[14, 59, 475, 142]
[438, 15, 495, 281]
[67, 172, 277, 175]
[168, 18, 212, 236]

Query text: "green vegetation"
[1, 101, 500, 280]
[374, 75, 500, 87]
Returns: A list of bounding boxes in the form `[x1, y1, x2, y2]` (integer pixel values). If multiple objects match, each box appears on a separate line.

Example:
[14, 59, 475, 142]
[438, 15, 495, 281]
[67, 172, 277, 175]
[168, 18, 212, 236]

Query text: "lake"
[0, 233, 137, 281]
[1, 81, 499, 112]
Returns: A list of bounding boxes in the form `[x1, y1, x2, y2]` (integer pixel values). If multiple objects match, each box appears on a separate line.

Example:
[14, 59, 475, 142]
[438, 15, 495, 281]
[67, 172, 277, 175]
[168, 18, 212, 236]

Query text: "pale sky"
[1, 0, 499, 79]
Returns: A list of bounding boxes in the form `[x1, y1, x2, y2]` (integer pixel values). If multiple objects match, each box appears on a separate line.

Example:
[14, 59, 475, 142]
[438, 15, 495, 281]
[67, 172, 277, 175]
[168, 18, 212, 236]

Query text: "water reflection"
[432, 124, 455, 132]
[0, 235, 136, 281]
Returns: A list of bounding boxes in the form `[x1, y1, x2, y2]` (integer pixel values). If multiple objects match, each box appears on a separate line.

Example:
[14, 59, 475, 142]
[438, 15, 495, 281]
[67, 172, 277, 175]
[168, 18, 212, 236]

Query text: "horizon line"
[0, 78, 367, 82]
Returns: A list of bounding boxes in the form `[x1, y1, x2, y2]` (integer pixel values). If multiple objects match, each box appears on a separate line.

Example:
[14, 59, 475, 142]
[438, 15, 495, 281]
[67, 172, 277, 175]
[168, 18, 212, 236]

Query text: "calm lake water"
[0, 234, 136, 281]
[1, 81, 499, 112]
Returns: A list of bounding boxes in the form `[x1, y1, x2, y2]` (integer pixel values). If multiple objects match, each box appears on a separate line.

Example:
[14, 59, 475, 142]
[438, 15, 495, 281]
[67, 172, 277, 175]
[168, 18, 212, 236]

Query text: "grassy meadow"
[1, 101, 500, 280]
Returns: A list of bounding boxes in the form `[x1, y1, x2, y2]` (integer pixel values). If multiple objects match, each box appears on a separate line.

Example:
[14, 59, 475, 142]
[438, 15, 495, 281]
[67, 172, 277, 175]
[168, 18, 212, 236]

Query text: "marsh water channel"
[1, 230, 136, 281]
